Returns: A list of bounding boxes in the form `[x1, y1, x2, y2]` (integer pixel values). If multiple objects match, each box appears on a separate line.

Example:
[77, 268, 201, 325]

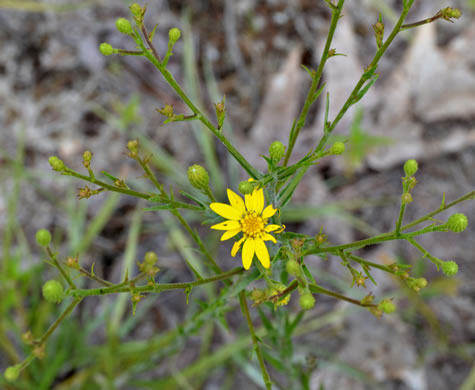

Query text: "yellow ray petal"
[220, 229, 241, 241]
[254, 238, 270, 268]
[227, 189, 245, 213]
[250, 187, 264, 213]
[242, 238, 256, 270]
[231, 237, 245, 257]
[210, 202, 243, 220]
[262, 204, 277, 219]
[244, 193, 254, 212]
[262, 233, 277, 243]
[265, 224, 283, 233]
[211, 220, 241, 230]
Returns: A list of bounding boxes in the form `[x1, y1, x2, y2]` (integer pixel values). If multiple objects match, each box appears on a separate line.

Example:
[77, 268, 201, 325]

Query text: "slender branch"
[308, 283, 376, 307]
[239, 291, 272, 390]
[46, 247, 77, 289]
[314, 1, 415, 154]
[38, 298, 82, 345]
[283, 0, 345, 167]
[68, 267, 244, 298]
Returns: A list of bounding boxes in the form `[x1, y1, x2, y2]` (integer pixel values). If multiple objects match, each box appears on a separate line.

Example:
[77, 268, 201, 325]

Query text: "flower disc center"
[241, 212, 265, 238]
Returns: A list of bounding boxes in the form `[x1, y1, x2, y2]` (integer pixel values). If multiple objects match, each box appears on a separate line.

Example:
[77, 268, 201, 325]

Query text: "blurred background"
[0, 0, 474, 389]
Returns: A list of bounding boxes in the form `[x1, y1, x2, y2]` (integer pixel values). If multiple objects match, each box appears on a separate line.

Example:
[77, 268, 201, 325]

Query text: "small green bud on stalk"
[299, 293, 315, 310]
[36, 229, 52, 247]
[129, 3, 142, 16]
[238, 181, 254, 195]
[269, 141, 286, 162]
[48, 156, 65, 171]
[378, 298, 395, 314]
[401, 193, 413, 204]
[285, 259, 301, 276]
[144, 251, 158, 266]
[403, 159, 418, 176]
[83, 150, 92, 162]
[188, 165, 209, 191]
[4, 365, 21, 382]
[373, 15, 384, 49]
[42, 280, 64, 303]
[99, 42, 115, 56]
[330, 141, 345, 155]
[416, 277, 428, 289]
[442, 261, 458, 276]
[440, 7, 462, 21]
[116, 18, 133, 35]
[447, 213, 468, 233]
[215, 97, 226, 129]
[127, 139, 139, 157]
[168, 27, 181, 43]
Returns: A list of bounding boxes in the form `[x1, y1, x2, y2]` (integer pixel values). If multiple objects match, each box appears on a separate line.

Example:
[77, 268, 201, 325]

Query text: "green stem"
[395, 203, 406, 236]
[135, 32, 260, 179]
[401, 190, 475, 232]
[406, 237, 443, 268]
[283, 0, 345, 167]
[46, 247, 77, 289]
[63, 169, 151, 199]
[69, 267, 243, 298]
[38, 298, 82, 345]
[239, 290, 272, 390]
[308, 283, 375, 307]
[78, 266, 114, 287]
[314, 1, 414, 154]
[346, 253, 396, 274]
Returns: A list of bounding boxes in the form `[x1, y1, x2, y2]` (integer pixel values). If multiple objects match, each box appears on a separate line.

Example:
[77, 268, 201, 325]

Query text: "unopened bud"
[48, 156, 65, 172]
[330, 141, 345, 155]
[403, 159, 418, 177]
[238, 181, 254, 195]
[42, 280, 64, 304]
[447, 213, 468, 233]
[442, 261, 458, 276]
[116, 18, 133, 35]
[99, 42, 115, 56]
[188, 165, 209, 190]
[299, 293, 315, 310]
[36, 229, 52, 247]
[269, 141, 286, 162]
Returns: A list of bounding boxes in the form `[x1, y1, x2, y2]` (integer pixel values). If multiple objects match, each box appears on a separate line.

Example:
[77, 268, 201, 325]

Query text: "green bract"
[188, 165, 209, 190]
[447, 213, 468, 233]
[378, 299, 396, 314]
[99, 42, 115, 56]
[48, 156, 65, 172]
[330, 141, 345, 155]
[299, 293, 315, 310]
[269, 141, 285, 162]
[42, 280, 64, 303]
[4, 365, 20, 382]
[238, 181, 254, 195]
[116, 18, 133, 35]
[442, 261, 458, 276]
[168, 27, 181, 43]
[35, 229, 52, 247]
[403, 159, 418, 176]
[285, 260, 300, 276]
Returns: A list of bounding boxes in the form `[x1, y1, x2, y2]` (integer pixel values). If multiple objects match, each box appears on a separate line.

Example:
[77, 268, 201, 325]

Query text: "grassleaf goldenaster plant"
[210, 185, 284, 270]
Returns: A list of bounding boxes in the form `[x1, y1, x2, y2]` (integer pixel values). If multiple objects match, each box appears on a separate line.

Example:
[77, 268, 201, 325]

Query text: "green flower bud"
[442, 261, 458, 277]
[48, 156, 65, 172]
[238, 180, 254, 195]
[401, 193, 413, 204]
[116, 18, 133, 35]
[42, 280, 64, 303]
[168, 27, 181, 43]
[447, 213, 468, 233]
[129, 3, 142, 16]
[35, 229, 52, 247]
[285, 259, 301, 276]
[269, 141, 286, 162]
[441, 7, 462, 20]
[403, 159, 418, 176]
[330, 141, 345, 155]
[188, 164, 209, 190]
[83, 150, 92, 162]
[99, 42, 115, 56]
[415, 277, 428, 289]
[378, 298, 396, 314]
[144, 251, 158, 266]
[299, 293, 315, 310]
[4, 365, 20, 382]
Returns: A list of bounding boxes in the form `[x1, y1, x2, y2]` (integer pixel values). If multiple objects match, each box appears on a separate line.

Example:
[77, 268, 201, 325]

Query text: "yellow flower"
[210, 185, 283, 270]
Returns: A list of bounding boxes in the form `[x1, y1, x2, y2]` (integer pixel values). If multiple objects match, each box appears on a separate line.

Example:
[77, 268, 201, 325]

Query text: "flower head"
[210, 184, 283, 270]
